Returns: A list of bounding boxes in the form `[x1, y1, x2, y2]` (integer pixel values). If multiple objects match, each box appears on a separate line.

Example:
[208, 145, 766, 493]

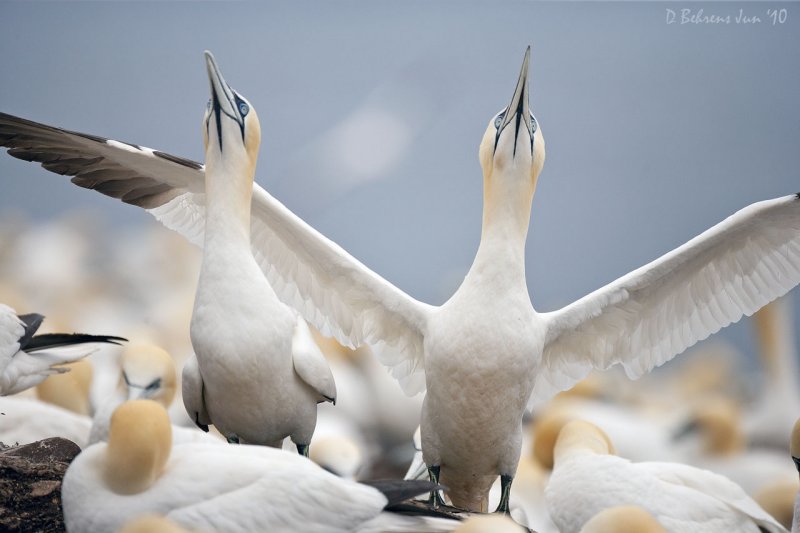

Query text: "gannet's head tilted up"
[121, 343, 177, 406]
[203, 50, 260, 184]
[477, 46, 545, 237]
[104, 399, 172, 494]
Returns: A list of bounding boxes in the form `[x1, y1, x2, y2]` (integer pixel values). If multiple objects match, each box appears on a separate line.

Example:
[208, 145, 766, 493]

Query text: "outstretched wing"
[0, 112, 432, 395]
[535, 194, 800, 406]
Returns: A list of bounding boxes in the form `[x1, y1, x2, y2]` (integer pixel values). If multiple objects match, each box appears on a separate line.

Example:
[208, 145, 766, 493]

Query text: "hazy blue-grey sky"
[1, 1, 798, 363]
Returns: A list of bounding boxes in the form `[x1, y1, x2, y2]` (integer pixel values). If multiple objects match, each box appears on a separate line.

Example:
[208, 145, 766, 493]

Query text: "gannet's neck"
[463, 162, 536, 292]
[553, 421, 614, 466]
[202, 152, 255, 252]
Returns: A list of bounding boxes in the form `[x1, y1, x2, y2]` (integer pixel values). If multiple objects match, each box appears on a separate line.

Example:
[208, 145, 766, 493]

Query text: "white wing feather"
[0, 304, 24, 368]
[637, 461, 786, 532]
[536, 195, 800, 405]
[0, 113, 431, 395]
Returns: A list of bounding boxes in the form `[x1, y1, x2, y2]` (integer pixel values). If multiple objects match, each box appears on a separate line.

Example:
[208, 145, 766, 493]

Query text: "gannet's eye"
[530, 113, 538, 134]
[494, 112, 505, 129]
[238, 102, 249, 116]
[146, 378, 162, 391]
[206, 99, 212, 111]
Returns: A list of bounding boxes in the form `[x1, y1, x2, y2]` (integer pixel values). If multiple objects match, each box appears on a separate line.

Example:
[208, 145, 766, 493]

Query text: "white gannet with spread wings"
[182, 52, 336, 451]
[1, 47, 799, 511]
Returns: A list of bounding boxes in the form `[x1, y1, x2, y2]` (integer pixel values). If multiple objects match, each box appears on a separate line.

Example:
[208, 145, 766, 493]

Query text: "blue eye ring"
[239, 102, 249, 116]
[494, 113, 505, 129]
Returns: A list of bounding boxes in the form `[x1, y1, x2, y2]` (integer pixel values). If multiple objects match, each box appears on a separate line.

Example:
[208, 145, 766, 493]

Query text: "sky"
[0, 1, 799, 368]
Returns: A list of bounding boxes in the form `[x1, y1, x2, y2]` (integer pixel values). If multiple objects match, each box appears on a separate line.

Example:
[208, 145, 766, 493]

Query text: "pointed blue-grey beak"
[494, 46, 532, 156]
[205, 50, 244, 148]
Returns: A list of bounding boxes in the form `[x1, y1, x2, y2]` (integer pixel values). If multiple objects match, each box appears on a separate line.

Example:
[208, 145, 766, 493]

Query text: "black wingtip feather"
[25, 333, 127, 352]
[16, 313, 45, 350]
[360, 479, 444, 508]
[795, 192, 800, 200]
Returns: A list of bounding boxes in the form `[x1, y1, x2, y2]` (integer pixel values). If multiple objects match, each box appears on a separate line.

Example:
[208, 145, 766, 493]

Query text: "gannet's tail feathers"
[1, 112, 431, 396]
[536, 194, 800, 408]
[360, 479, 442, 508]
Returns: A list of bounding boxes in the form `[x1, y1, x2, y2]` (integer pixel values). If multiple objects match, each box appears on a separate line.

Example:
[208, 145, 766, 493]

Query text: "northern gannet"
[1, 48, 800, 510]
[0, 303, 125, 395]
[61, 400, 448, 533]
[88, 342, 219, 445]
[743, 298, 800, 449]
[545, 420, 787, 532]
[190, 52, 337, 448]
[673, 398, 797, 496]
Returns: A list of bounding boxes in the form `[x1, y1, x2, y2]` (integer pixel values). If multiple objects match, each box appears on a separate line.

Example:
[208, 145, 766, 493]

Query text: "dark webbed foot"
[226, 434, 240, 444]
[296, 443, 310, 457]
[494, 474, 513, 515]
[426, 465, 446, 508]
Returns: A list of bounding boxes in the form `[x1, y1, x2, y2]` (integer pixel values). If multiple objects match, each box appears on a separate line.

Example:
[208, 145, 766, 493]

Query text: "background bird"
[0, 303, 125, 395]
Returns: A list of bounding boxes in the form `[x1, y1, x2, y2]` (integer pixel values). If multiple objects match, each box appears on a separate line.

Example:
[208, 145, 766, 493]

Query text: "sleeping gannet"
[61, 400, 449, 533]
[88, 342, 220, 445]
[1, 48, 800, 510]
[0, 303, 125, 395]
[545, 420, 787, 532]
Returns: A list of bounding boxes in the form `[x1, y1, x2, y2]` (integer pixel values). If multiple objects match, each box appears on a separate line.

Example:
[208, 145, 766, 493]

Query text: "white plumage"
[1, 48, 799, 508]
[545, 420, 787, 533]
[61, 400, 451, 533]
[181, 52, 335, 447]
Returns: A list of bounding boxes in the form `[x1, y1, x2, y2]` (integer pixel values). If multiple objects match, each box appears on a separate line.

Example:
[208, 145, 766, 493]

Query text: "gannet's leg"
[226, 434, 240, 444]
[296, 443, 310, 457]
[426, 465, 446, 507]
[494, 474, 513, 514]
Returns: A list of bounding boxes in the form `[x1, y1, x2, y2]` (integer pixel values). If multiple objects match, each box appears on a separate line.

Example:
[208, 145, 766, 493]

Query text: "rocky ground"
[0, 438, 80, 532]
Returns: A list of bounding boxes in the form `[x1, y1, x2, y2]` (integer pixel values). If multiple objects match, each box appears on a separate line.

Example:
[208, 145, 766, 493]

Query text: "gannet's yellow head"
[478, 46, 545, 198]
[553, 420, 615, 466]
[104, 400, 172, 495]
[121, 343, 177, 407]
[580, 506, 667, 533]
[453, 514, 525, 532]
[202, 50, 261, 179]
[309, 435, 364, 479]
[690, 398, 744, 455]
[531, 407, 574, 469]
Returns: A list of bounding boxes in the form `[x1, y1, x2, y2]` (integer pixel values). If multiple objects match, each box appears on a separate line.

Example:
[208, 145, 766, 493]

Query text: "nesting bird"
[88, 342, 219, 445]
[544, 420, 787, 532]
[1, 47, 800, 514]
[0, 303, 125, 395]
[61, 400, 445, 533]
